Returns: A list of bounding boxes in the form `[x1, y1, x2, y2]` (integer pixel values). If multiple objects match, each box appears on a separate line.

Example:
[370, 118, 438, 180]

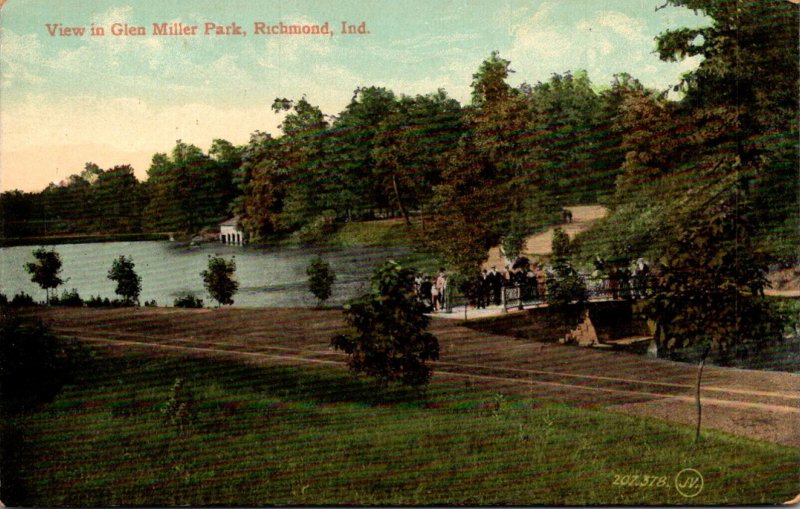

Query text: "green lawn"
[3, 346, 797, 506]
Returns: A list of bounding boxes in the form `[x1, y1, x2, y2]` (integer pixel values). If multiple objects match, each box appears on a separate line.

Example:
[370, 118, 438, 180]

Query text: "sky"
[0, 0, 710, 192]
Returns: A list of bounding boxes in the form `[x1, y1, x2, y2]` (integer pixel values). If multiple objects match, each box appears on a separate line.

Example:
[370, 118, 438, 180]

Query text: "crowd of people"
[589, 255, 651, 300]
[415, 269, 449, 312]
[414, 256, 652, 314]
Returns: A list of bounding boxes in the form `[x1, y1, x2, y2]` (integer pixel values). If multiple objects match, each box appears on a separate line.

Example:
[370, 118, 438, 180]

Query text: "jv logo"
[674, 468, 704, 498]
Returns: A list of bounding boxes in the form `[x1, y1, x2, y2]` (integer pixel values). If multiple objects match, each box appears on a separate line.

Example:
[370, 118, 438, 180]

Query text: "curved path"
[27, 306, 800, 447]
[484, 205, 607, 270]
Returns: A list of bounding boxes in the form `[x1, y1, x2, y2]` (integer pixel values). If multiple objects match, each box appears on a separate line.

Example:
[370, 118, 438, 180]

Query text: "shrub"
[161, 377, 196, 434]
[306, 257, 336, 306]
[84, 295, 127, 308]
[174, 294, 204, 308]
[9, 293, 36, 307]
[50, 289, 84, 307]
[86, 295, 111, 308]
[292, 210, 338, 244]
[0, 313, 80, 412]
[332, 260, 439, 387]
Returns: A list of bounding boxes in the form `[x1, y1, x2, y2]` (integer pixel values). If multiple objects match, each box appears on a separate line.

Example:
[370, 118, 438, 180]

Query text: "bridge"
[436, 273, 652, 321]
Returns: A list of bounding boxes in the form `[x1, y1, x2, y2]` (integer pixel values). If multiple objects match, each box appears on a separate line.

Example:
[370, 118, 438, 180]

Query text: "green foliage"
[231, 132, 285, 239]
[173, 294, 204, 309]
[527, 71, 624, 203]
[306, 257, 336, 306]
[108, 256, 142, 305]
[546, 228, 587, 310]
[50, 289, 84, 307]
[201, 256, 239, 307]
[551, 227, 570, 261]
[7, 293, 36, 307]
[471, 51, 513, 106]
[85, 295, 128, 308]
[638, 191, 787, 361]
[0, 313, 77, 412]
[24, 248, 64, 304]
[161, 377, 196, 435]
[332, 261, 439, 386]
[144, 140, 237, 233]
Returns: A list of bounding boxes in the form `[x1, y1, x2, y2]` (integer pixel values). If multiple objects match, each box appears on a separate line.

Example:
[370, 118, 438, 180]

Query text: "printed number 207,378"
[612, 474, 668, 487]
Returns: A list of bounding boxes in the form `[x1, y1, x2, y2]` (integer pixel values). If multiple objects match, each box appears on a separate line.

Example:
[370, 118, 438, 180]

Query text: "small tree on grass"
[108, 255, 142, 306]
[161, 377, 195, 435]
[201, 256, 239, 307]
[638, 190, 786, 441]
[332, 260, 439, 387]
[306, 257, 336, 307]
[24, 248, 64, 304]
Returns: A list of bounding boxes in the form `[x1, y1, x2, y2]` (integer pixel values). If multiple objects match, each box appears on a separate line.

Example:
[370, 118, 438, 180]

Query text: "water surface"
[0, 241, 409, 307]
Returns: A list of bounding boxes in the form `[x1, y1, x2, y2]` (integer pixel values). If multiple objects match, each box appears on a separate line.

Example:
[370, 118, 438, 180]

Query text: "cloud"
[505, 3, 704, 90]
[0, 29, 46, 86]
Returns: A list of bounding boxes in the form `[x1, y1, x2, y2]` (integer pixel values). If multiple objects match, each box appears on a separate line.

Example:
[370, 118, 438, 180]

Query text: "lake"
[0, 241, 410, 307]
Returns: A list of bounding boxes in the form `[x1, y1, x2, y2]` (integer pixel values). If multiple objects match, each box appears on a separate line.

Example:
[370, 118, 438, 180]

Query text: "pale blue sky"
[0, 0, 709, 191]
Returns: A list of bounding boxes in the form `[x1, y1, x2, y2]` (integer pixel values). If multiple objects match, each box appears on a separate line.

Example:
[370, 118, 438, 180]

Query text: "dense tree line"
[1, 59, 628, 247]
[577, 0, 798, 267]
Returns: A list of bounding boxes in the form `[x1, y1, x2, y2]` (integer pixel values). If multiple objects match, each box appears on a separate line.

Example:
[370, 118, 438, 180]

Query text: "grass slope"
[3, 346, 797, 506]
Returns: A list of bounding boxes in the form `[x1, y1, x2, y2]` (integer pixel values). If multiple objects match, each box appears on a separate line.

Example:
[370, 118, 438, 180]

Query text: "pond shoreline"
[0, 233, 172, 247]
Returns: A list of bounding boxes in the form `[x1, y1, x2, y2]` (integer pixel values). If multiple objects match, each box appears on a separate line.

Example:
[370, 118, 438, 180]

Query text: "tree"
[655, 0, 799, 262]
[24, 248, 64, 304]
[93, 165, 143, 233]
[372, 90, 465, 224]
[332, 261, 439, 387]
[639, 190, 786, 362]
[143, 140, 236, 234]
[638, 189, 786, 441]
[306, 257, 336, 307]
[526, 70, 623, 203]
[201, 256, 239, 307]
[270, 97, 331, 230]
[546, 227, 586, 310]
[108, 255, 142, 305]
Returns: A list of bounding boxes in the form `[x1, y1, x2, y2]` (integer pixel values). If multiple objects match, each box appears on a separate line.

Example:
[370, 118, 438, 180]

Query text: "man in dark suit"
[488, 266, 502, 305]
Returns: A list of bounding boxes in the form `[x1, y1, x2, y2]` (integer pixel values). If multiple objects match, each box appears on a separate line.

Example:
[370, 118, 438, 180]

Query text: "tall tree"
[639, 189, 786, 362]
[201, 255, 239, 307]
[656, 0, 799, 261]
[372, 90, 465, 224]
[270, 97, 330, 229]
[25, 248, 64, 304]
[93, 165, 143, 233]
[232, 131, 287, 239]
[144, 140, 235, 233]
[108, 255, 142, 305]
[526, 71, 624, 203]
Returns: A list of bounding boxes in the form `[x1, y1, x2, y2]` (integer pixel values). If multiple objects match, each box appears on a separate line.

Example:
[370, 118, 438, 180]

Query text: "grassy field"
[3, 344, 797, 506]
[329, 218, 445, 275]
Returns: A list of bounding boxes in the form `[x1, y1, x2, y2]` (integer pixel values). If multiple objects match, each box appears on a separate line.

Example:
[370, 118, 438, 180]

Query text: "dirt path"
[484, 205, 608, 269]
[28, 306, 800, 447]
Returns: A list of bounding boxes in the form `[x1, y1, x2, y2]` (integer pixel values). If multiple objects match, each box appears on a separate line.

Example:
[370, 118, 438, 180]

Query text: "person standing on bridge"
[488, 266, 502, 305]
[435, 269, 447, 311]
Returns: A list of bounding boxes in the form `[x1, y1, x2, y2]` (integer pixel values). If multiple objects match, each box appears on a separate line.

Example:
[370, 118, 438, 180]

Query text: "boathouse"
[219, 217, 246, 245]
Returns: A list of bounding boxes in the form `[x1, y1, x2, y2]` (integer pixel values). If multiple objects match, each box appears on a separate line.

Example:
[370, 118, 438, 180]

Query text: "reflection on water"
[0, 241, 409, 307]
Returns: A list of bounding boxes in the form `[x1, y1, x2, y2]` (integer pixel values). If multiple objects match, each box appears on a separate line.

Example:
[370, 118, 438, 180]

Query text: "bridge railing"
[500, 273, 654, 313]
